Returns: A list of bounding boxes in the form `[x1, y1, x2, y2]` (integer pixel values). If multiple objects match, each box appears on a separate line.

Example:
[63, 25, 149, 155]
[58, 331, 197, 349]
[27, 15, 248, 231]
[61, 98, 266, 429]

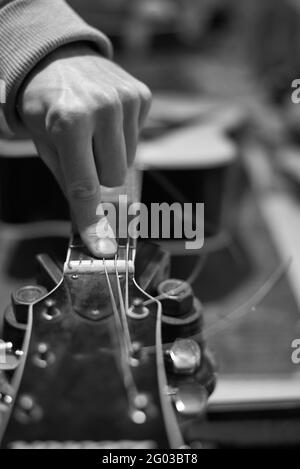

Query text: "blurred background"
[2, 0, 300, 447]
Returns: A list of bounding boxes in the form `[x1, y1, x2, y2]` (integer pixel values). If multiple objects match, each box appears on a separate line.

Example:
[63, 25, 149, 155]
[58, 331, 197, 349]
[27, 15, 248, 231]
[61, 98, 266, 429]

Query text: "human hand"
[18, 43, 151, 256]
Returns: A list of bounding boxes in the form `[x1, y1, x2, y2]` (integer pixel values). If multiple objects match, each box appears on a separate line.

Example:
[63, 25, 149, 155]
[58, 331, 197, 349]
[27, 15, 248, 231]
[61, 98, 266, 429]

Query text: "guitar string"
[139, 169, 230, 306]
[114, 252, 133, 354]
[103, 257, 129, 356]
[134, 279, 184, 449]
[107, 240, 183, 444]
[202, 257, 291, 339]
[125, 239, 130, 326]
[141, 242, 290, 311]
[142, 253, 207, 306]
[103, 258, 139, 407]
[141, 257, 291, 354]
[123, 182, 184, 447]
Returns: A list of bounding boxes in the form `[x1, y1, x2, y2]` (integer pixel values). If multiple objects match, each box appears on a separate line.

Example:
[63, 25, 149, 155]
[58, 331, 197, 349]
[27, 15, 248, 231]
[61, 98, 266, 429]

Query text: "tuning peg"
[0, 340, 12, 357]
[128, 298, 150, 319]
[174, 384, 208, 417]
[167, 338, 202, 375]
[158, 279, 194, 317]
[0, 341, 22, 372]
[11, 285, 47, 324]
[157, 279, 203, 341]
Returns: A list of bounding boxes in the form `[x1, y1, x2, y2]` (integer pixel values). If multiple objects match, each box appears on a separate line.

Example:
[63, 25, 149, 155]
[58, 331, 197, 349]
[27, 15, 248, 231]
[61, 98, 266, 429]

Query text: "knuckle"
[137, 82, 152, 104]
[119, 84, 139, 106]
[68, 178, 99, 201]
[46, 106, 67, 135]
[46, 103, 90, 136]
[99, 89, 122, 114]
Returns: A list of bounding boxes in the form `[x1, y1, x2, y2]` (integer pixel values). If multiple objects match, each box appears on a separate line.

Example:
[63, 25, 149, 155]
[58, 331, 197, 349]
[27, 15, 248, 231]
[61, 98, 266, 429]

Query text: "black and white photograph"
[0, 0, 300, 454]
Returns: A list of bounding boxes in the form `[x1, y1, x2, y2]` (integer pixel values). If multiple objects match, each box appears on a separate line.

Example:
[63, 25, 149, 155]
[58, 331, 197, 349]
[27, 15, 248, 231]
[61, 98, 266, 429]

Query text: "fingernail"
[97, 238, 117, 257]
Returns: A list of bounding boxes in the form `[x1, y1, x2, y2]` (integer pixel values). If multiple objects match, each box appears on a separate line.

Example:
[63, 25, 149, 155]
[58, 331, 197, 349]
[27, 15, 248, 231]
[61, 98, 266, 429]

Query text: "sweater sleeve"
[0, 0, 113, 134]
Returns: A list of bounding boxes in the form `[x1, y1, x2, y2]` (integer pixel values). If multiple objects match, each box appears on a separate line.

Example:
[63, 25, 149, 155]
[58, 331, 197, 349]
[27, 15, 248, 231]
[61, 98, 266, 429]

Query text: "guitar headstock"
[0, 241, 215, 449]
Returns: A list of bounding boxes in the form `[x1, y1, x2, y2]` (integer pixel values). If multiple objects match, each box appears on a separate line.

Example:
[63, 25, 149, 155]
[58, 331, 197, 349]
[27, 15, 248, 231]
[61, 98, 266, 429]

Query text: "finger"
[55, 125, 117, 257]
[93, 98, 127, 187]
[118, 84, 140, 167]
[136, 81, 152, 130]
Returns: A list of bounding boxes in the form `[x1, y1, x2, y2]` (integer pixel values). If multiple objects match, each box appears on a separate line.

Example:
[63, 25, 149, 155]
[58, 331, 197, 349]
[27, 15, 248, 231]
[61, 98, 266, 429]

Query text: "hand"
[18, 43, 152, 256]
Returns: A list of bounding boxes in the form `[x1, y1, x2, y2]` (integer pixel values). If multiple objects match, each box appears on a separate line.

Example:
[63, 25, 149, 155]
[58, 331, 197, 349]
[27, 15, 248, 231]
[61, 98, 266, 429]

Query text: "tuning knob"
[158, 279, 194, 317]
[167, 338, 201, 375]
[12, 285, 47, 324]
[174, 384, 208, 417]
[0, 341, 22, 371]
[157, 279, 203, 342]
[128, 298, 150, 319]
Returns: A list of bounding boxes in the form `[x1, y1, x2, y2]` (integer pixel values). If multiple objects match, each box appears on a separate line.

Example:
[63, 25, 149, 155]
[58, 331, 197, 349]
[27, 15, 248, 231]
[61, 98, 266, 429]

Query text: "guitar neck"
[64, 168, 143, 274]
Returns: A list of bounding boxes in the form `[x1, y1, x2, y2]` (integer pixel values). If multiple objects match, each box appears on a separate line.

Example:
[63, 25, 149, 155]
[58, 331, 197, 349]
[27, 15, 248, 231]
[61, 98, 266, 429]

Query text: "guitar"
[0, 169, 215, 449]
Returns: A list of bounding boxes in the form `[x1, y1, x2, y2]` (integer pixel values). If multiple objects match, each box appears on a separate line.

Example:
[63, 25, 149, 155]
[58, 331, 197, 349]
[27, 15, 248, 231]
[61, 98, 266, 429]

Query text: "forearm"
[0, 0, 113, 134]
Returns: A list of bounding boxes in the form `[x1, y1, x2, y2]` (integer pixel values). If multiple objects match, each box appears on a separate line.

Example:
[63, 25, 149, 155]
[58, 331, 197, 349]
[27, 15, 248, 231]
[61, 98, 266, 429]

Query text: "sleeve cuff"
[0, 0, 113, 134]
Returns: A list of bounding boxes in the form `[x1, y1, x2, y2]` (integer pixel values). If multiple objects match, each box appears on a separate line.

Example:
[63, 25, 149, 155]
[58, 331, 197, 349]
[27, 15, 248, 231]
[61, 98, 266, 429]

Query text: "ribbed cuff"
[0, 0, 113, 133]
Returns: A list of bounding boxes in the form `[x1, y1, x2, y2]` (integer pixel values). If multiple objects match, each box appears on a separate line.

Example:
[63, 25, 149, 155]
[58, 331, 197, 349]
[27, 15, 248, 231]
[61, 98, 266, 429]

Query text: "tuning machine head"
[158, 279, 194, 317]
[11, 285, 47, 324]
[0, 340, 23, 372]
[127, 298, 150, 319]
[174, 384, 208, 417]
[166, 338, 202, 375]
[164, 338, 209, 419]
[157, 279, 203, 342]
